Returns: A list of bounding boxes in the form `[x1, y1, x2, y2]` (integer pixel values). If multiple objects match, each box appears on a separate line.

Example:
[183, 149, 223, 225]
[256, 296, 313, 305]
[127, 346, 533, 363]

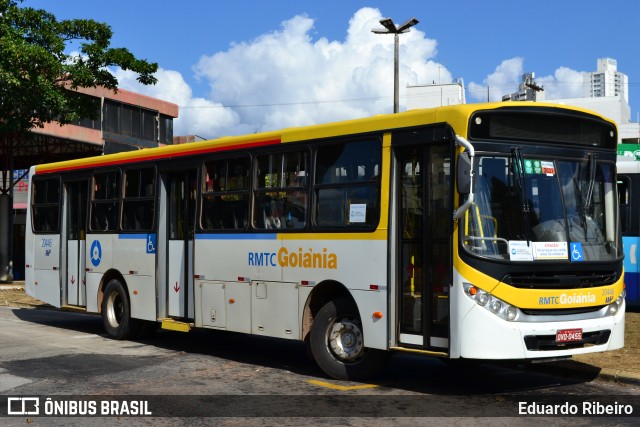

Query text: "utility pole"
[372, 17, 419, 113]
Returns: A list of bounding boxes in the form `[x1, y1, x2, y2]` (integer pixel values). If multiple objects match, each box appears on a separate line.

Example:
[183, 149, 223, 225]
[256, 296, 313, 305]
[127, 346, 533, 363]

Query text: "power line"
[178, 81, 640, 110]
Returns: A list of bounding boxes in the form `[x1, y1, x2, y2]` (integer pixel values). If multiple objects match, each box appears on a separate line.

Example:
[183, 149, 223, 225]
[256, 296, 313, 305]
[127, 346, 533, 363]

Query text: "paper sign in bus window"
[533, 241, 567, 260]
[508, 240, 533, 261]
[349, 204, 367, 223]
[540, 161, 556, 176]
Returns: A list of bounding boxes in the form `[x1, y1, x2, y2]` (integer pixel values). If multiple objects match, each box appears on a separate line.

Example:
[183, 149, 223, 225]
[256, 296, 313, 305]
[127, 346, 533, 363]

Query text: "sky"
[25, 0, 640, 139]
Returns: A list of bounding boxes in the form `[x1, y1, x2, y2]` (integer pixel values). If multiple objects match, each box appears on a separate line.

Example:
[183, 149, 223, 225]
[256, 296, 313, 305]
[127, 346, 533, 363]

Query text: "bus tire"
[101, 279, 133, 340]
[310, 298, 389, 380]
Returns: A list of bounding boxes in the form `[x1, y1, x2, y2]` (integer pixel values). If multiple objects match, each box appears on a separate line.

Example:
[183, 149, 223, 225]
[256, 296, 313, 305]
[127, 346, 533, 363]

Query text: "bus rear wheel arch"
[309, 297, 389, 380]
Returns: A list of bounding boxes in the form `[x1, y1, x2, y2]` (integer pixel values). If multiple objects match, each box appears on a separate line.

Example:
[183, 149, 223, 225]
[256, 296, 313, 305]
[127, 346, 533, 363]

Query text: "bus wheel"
[310, 298, 389, 380]
[101, 279, 133, 340]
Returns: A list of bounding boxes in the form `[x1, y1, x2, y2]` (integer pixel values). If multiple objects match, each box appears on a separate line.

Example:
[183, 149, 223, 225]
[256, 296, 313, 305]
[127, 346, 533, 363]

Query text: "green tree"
[0, 0, 157, 133]
[0, 0, 158, 281]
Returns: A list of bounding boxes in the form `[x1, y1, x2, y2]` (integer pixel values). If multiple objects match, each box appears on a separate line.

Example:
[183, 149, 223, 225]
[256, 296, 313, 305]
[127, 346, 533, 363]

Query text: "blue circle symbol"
[90, 240, 102, 267]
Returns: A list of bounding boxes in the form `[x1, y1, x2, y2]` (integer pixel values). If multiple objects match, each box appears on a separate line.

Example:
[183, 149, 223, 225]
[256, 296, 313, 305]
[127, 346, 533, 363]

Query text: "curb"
[518, 358, 640, 387]
[597, 368, 640, 386]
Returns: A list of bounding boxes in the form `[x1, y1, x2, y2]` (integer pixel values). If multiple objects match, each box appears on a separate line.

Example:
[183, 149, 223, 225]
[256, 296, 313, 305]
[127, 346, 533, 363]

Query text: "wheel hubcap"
[328, 317, 364, 362]
[106, 292, 123, 327]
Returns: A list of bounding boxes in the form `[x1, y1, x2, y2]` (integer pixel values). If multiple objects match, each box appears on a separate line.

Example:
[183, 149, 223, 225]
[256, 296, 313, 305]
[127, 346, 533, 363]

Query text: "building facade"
[583, 58, 629, 102]
[3, 87, 178, 281]
[406, 79, 466, 110]
[502, 73, 545, 102]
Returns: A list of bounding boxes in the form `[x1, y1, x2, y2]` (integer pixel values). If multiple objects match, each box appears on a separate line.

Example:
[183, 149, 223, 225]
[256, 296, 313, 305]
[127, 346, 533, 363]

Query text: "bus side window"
[253, 151, 308, 230]
[31, 178, 60, 233]
[314, 139, 381, 228]
[201, 157, 249, 231]
[91, 171, 121, 232]
[122, 168, 155, 232]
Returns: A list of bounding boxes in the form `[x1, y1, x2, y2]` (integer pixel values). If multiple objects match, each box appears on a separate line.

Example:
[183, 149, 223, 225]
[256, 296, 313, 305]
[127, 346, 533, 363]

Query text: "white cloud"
[467, 58, 586, 102]
[115, 8, 590, 139]
[115, 7, 450, 138]
[536, 67, 585, 100]
[468, 57, 524, 102]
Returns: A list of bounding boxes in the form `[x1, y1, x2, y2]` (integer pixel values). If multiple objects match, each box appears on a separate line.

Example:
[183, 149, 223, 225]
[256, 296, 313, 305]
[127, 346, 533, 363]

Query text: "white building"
[406, 79, 466, 110]
[583, 58, 629, 102]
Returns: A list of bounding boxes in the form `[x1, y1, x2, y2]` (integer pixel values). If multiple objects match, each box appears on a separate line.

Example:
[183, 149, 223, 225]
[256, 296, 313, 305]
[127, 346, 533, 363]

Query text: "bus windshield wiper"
[584, 153, 597, 211]
[511, 147, 529, 213]
[511, 147, 531, 241]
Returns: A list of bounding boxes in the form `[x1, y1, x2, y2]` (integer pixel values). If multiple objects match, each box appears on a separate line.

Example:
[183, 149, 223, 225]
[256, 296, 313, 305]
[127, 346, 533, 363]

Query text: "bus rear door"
[63, 180, 88, 307]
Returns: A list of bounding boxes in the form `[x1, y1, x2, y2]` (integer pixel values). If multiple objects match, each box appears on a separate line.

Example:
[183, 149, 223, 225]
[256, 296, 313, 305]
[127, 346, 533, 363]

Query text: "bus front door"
[395, 141, 452, 352]
[64, 180, 88, 307]
[163, 170, 197, 320]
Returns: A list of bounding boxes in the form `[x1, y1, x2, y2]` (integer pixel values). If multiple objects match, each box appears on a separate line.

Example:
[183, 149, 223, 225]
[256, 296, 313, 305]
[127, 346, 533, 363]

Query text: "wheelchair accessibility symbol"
[146, 234, 156, 254]
[570, 242, 584, 262]
[90, 240, 102, 267]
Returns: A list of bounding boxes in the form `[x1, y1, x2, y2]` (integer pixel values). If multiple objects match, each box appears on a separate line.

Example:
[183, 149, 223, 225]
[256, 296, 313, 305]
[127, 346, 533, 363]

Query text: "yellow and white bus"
[25, 102, 625, 380]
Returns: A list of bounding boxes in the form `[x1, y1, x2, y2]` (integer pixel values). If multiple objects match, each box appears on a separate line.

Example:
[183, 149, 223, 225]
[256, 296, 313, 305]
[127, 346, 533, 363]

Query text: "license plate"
[556, 328, 583, 343]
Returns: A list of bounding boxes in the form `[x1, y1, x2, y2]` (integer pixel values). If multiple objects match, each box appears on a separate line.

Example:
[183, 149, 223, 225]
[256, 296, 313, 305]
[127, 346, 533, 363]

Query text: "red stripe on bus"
[37, 138, 281, 174]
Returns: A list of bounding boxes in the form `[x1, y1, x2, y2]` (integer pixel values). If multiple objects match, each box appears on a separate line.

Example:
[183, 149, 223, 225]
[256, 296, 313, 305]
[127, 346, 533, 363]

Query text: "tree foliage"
[0, 0, 158, 134]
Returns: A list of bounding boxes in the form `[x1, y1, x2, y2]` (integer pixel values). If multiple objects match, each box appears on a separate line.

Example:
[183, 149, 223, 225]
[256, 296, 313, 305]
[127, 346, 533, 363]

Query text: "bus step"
[161, 319, 193, 333]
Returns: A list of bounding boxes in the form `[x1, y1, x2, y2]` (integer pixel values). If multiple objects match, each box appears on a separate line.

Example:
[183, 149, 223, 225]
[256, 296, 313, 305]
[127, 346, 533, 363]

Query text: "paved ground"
[2, 281, 639, 386]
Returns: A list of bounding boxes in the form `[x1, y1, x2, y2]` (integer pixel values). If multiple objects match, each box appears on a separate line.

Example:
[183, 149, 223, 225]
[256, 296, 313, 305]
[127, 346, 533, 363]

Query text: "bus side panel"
[125, 275, 156, 321]
[251, 280, 299, 339]
[280, 239, 388, 351]
[349, 289, 388, 350]
[623, 236, 640, 309]
[194, 235, 282, 333]
[193, 236, 388, 350]
[194, 234, 282, 283]
[85, 233, 114, 313]
[113, 234, 157, 322]
[30, 234, 61, 308]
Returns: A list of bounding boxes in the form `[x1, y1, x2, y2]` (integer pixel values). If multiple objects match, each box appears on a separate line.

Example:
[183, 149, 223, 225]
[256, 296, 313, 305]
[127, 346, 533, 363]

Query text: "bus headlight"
[606, 289, 625, 316]
[477, 291, 490, 306]
[463, 283, 519, 321]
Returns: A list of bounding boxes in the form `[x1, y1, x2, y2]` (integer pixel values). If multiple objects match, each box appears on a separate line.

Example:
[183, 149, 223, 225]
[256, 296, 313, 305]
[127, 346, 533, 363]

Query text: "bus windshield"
[463, 153, 621, 262]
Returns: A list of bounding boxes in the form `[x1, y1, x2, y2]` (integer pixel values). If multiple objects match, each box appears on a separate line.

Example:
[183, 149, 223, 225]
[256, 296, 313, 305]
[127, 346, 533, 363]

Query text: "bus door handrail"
[453, 135, 475, 220]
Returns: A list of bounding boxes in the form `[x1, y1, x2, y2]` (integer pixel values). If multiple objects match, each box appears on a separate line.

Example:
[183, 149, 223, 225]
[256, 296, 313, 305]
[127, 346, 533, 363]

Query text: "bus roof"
[34, 101, 616, 175]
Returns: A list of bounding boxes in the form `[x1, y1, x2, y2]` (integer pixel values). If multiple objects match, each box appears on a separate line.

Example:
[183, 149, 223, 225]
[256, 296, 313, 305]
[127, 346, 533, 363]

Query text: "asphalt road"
[0, 306, 639, 426]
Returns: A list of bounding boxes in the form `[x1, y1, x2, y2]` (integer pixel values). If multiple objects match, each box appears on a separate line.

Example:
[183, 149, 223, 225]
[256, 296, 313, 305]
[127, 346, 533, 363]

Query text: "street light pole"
[372, 17, 419, 113]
